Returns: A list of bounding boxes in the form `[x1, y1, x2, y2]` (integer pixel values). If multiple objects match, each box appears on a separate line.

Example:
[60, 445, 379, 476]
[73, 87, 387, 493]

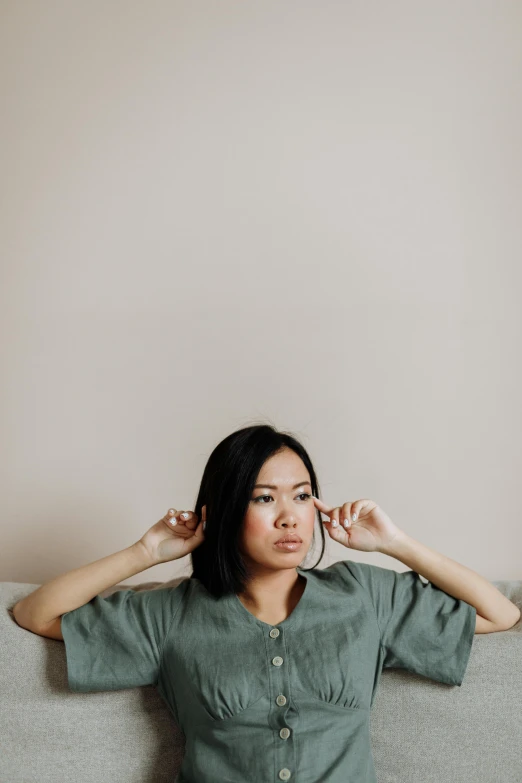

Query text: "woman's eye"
[253, 493, 311, 503]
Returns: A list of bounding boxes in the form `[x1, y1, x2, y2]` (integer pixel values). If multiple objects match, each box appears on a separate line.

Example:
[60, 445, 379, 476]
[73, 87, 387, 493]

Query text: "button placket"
[268, 626, 293, 781]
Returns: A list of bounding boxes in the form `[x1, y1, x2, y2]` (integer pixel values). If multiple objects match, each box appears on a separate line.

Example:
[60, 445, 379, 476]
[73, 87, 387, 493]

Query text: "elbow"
[509, 605, 521, 628]
[11, 600, 29, 629]
[11, 599, 41, 632]
[494, 604, 520, 631]
[475, 603, 521, 634]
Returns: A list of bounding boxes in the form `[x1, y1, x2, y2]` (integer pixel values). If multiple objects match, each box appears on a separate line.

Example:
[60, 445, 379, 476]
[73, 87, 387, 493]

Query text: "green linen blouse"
[61, 559, 476, 783]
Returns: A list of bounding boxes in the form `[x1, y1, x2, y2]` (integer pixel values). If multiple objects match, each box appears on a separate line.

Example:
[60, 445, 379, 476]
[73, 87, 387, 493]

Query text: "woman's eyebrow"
[253, 481, 312, 490]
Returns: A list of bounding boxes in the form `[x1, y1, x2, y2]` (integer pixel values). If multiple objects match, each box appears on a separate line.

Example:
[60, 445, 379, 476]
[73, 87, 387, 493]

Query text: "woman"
[13, 424, 520, 783]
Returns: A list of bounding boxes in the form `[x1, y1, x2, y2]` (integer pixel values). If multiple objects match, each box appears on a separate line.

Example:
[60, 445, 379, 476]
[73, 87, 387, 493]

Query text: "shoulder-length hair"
[190, 423, 325, 599]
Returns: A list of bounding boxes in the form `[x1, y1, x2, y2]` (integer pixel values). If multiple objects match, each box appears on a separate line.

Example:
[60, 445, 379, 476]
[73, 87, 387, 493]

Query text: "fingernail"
[352, 513, 357, 522]
[181, 512, 189, 519]
[332, 519, 338, 527]
[203, 520, 206, 531]
[170, 517, 177, 525]
[343, 518, 350, 528]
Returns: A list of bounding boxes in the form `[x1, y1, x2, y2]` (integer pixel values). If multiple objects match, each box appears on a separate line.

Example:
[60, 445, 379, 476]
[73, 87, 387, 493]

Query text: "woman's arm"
[382, 532, 520, 632]
[12, 542, 153, 633]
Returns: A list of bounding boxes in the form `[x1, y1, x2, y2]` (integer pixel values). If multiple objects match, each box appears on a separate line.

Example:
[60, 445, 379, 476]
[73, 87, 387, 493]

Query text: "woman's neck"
[238, 569, 305, 622]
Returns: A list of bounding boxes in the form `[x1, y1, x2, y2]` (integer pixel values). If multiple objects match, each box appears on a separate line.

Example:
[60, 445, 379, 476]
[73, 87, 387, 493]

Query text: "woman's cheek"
[248, 513, 271, 535]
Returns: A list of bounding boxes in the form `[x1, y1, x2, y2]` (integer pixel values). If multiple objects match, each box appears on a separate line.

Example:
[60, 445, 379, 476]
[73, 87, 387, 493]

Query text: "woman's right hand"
[137, 506, 206, 565]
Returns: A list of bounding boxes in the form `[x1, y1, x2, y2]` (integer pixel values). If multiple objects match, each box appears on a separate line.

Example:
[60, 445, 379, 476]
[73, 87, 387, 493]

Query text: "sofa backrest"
[2, 579, 521, 783]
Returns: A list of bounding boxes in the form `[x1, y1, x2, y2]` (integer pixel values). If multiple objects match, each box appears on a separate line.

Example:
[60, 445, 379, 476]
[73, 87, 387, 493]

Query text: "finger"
[194, 518, 205, 538]
[178, 510, 199, 531]
[330, 506, 341, 528]
[163, 508, 179, 526]
[342, 502, 355, 530]
[313, 497, 347, 535]
[320, 506, 341, 529]
[324, 511, 344, 541]
[312, 496, 335, 515]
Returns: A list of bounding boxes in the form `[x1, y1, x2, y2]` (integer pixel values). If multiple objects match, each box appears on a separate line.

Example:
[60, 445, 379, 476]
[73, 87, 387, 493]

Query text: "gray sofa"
[3, 576, 522, 783]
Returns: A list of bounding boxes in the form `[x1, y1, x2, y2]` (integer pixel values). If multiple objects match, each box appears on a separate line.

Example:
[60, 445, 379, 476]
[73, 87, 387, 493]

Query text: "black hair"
[190, 422, 325, 599]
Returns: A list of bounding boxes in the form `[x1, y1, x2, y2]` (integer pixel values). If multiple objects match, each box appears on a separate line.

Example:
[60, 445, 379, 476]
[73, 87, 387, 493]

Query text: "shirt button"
[279, 727, 291, 740]
[279, 769, 292, 780]
[269, 628, 280, 638]
[272, 656, 284, 666]
[276, 694, 287, 706]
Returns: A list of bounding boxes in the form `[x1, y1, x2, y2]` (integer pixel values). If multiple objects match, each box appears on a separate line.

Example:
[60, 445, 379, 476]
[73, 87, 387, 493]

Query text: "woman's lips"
[274, 540, 303, 551]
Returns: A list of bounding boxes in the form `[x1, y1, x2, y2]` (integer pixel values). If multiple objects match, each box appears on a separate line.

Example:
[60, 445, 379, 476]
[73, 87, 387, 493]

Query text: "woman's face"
[240, 448, 316, 572]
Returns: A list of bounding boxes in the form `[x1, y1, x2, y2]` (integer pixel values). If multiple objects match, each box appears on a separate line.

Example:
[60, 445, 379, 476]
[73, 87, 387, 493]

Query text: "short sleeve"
[61, 582, 187, 693]
[343, 560, 476, 686]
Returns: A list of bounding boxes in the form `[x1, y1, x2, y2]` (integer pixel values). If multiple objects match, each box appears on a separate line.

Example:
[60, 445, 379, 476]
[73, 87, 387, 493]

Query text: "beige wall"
[1, 1, 520, 586]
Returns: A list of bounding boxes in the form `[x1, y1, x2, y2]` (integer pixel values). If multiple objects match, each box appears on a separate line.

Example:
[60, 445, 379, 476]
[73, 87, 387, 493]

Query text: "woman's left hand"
[312, 496, 404, 553]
